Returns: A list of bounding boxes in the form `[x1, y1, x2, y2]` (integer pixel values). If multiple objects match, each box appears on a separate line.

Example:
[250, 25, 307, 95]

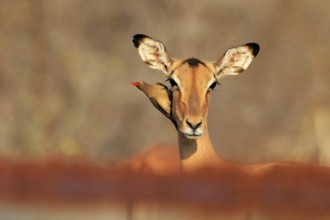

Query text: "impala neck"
[178, 132, 224, 172]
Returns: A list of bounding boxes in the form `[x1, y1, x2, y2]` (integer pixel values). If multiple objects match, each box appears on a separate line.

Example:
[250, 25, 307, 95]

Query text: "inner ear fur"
[133, 34, 173, 76]
[214, 43, 260, 78]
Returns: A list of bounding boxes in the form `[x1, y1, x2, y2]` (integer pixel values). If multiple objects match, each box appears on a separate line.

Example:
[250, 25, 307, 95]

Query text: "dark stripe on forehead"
[188, 67, 200, 115]
[184, 58, 206, 68]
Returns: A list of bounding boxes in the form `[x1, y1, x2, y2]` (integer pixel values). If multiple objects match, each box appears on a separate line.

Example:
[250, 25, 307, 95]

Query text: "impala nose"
[186, 119, 202, 130]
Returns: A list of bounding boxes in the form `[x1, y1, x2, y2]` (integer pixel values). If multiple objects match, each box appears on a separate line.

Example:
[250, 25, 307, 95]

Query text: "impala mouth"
[185, 133, 202, 139]
[181, 130, 204, 139]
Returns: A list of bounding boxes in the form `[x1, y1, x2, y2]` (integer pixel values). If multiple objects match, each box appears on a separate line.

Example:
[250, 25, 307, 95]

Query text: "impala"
[132, 34, 260, 172]
[126, 35, 330, 220]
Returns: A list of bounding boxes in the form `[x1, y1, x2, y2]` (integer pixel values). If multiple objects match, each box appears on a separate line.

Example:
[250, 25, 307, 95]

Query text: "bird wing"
[152, 83, 176, 128]
[149, 97, 171, 119]
[155, 82, 172, 101]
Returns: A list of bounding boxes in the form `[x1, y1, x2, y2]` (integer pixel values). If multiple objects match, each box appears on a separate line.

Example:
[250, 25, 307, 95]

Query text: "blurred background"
[0, 0, 329, 165]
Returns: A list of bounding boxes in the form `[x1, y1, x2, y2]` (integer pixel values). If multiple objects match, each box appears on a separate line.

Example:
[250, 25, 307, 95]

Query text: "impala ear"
[214, 43, 260, 79]
[133, 34, 173, 76]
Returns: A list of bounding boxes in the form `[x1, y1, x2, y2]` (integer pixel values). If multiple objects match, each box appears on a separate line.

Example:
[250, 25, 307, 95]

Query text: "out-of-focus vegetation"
[0, 0, 329, 164]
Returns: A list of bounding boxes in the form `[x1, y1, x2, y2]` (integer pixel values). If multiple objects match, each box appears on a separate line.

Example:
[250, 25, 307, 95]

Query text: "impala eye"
[168, 78, 178, 87]
[208, 81, 218, 91]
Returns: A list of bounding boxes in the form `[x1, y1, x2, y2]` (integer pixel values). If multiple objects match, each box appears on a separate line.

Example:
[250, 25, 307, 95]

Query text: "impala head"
[133, 34, 259, 139]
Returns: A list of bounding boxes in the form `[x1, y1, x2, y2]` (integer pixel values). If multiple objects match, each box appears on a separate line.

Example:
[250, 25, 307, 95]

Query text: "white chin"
[185, 135, 199, 139]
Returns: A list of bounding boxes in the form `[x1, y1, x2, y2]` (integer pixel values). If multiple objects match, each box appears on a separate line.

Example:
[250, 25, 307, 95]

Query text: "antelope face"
[133, 34, 259, 139]
[169, 59, 217, 138]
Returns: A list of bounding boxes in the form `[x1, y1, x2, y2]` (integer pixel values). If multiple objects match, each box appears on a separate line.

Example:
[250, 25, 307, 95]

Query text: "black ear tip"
[132, 34, 148, 48]
[246, 43, 260, 56]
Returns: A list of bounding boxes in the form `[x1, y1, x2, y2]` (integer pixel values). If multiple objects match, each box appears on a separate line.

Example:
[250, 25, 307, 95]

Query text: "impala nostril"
[186, 119, 202, 130]
[186, 119, 192, 129]
[195, 121, 202, 129]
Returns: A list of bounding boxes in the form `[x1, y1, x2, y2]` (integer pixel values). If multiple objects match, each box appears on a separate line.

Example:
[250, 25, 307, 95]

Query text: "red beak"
[131, 82, 139, 86]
